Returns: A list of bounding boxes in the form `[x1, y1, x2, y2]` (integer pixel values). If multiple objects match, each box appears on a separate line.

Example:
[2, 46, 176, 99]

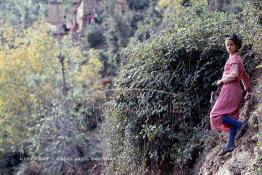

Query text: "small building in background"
[76, 0, 97, 32]
[47, 1, 67, 35]
[48, 0, 100, 35]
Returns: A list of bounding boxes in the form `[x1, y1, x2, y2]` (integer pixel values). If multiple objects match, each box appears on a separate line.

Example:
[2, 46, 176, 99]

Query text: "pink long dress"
[210, 52, 250, 133]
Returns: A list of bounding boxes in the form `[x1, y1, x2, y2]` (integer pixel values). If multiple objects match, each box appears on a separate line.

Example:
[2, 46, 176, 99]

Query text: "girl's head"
[225, 33, 242, 54]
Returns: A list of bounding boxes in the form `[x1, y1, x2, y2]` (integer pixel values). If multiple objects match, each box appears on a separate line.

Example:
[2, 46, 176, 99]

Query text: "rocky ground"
[195, 69, 262, 175]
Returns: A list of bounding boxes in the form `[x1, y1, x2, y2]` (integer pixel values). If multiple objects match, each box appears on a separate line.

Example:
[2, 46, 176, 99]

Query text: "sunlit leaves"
[158, 0, 169, 8]
[74, 49, 103, 85]
[0, 22, 104, 152]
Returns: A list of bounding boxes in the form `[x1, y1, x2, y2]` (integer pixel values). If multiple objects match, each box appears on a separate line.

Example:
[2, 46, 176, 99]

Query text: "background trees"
[0, 22, 106, 173]
[0, 0, 261, 174]
[0, 0, 47, 26]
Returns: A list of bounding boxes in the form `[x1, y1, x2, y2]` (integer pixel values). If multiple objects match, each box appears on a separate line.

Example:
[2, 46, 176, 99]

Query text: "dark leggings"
[222, 115, 242, 147]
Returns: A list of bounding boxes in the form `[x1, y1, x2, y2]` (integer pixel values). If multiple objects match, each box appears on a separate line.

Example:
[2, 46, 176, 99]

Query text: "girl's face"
[225, 39, 238, 54]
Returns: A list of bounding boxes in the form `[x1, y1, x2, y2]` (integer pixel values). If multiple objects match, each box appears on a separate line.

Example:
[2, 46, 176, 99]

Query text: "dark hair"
[225, 33, 242, 50]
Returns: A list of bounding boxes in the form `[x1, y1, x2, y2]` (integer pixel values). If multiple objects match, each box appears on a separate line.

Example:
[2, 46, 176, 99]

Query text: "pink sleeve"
[228, 55, 241, 77]
[229, 63, 239, 77]
[228, 55, 238, 65]
[228, 54, 242, 65]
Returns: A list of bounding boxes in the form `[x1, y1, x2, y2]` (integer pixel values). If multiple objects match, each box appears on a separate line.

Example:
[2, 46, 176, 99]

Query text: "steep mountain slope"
[194, 66, 262, 175]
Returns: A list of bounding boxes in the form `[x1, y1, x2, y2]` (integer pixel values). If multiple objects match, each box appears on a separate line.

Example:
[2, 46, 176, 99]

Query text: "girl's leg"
[223, 115, 247, 139]
[222, 115, 242, 148]
[218, 115, 246, 156]
[226, 127, 237, 147]
[222, 115, 242, 129]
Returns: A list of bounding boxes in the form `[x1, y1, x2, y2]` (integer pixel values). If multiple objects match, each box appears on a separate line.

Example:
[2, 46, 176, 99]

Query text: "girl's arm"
[217, 63, 239, 85]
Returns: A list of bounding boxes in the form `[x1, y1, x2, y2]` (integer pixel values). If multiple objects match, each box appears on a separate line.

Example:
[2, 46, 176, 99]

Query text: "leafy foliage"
[0, 22, 105, 173]
[86, 26, 105, 48]
[0, 0, 261, 174]
[126, 0, 150, 11]
[105, 15, 132, 55]
[103, 2, 259, 174]
[0, 0, 47, 26]
[131, 6, 163, 42]
[240, 0, 262, 55]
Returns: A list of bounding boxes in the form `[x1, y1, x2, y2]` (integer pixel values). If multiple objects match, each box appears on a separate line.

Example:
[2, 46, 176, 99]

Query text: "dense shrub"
[103, 2, 258, 174]
[0, 152, 28, 175]
[240, 0, 262, 55]
[105, 16, 132, 55]
[131, 6, 163, 42]
[126, 0, 150, 11]
[86, 27, 105, 48]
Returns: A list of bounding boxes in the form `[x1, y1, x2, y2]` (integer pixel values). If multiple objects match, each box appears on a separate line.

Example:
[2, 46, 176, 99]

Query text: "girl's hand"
[216, 80, 223, 86]
[244, 90, 251, 101]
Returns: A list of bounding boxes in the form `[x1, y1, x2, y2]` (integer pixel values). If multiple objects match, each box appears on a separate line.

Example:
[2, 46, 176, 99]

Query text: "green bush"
[103, 2, 254, 174]
[105, 16, 132, 55]
[126, 0, 150, 11]
[240, 0, 262, 55]
[86, 27, 105, 48]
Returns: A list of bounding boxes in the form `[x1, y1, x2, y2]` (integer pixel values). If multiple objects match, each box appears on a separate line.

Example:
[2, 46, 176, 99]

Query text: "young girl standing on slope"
[210, 33, 251, 156]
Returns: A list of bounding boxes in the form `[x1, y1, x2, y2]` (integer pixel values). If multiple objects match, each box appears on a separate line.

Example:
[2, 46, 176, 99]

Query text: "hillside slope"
[194, 65, 262, 175]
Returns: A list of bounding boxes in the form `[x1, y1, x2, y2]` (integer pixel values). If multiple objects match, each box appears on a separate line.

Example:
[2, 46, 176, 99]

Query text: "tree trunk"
[58, 54, 67, 95]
